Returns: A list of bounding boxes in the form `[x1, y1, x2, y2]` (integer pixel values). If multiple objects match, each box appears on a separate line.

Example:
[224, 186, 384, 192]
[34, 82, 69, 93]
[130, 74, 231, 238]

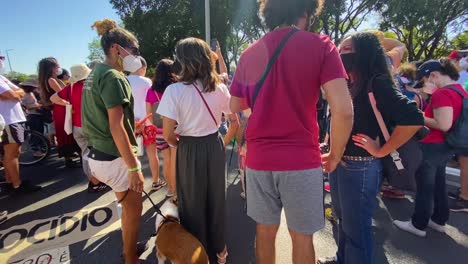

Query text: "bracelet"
[128, 166, 141, 172]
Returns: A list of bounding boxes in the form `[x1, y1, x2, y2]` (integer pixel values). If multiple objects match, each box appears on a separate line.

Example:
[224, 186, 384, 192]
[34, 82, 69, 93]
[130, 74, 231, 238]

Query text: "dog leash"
[143, 190, 168, 221]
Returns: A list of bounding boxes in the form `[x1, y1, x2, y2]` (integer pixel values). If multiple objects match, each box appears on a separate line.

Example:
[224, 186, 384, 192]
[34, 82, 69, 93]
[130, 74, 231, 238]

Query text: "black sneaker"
[65, 160, 82, 169]
[448, 188, 461, 200]
[13, 181, 42, 194]
[449, 198, 468, 213]
[88, 182, 109, 193]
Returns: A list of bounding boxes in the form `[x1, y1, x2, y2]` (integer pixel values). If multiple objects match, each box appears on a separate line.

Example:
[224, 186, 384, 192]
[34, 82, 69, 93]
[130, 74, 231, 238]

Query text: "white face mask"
[423, 80, 438, 94]
[460, 58, 468, 71]
[55, 67, 63, 76]
[121, 54, 142, 73]
[0, 60, 5, 73]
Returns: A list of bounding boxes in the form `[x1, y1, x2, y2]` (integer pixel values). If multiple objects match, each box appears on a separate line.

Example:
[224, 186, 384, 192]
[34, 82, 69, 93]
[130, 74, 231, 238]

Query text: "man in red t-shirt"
[229, 0, 353, 262]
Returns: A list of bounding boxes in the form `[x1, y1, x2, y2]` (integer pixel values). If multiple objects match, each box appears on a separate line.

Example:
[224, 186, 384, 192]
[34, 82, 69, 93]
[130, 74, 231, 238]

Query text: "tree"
[87, 37, 105, 63]
[3, 72, 30, 82]
[450, 31, 468, 50]
[380, 0, 468, 61]
[110, 0, 201, 67]
[110, 0, 263, 71]
[312, 0, 384, 44]
[225, 0, 264, 67]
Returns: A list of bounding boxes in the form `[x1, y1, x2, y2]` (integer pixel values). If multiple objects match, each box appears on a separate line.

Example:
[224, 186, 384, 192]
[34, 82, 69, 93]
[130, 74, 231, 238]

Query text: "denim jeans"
[329, 159, 382, 264]
[411, 142, 453, 230]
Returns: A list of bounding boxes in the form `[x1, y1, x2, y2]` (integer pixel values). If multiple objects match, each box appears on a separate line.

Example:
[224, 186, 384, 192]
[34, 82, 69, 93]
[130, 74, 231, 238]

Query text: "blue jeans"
[411, 142, 452, 229]
[329, 159, 382, 264]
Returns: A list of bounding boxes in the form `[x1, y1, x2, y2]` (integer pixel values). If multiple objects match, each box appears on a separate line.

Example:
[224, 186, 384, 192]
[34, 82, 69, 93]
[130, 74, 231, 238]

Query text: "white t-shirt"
[0, 75, 26, 125]
[127, 75, 152, 120]
[157, 80, 231, 137]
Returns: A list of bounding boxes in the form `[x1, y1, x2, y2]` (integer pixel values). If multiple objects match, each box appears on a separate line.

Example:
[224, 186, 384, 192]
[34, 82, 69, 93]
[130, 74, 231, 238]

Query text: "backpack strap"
[251, 28, 298, 110]
[445, 85, 467, 98]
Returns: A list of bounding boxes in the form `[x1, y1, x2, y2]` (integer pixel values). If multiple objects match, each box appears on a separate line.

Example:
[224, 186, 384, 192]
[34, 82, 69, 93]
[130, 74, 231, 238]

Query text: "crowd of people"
[1, 0, 468, 263]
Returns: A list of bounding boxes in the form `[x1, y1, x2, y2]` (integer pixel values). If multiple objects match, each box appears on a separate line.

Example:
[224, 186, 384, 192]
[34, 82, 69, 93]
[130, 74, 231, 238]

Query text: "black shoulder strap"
[445, 85, 467, 99]
[251, 28, 298, 110]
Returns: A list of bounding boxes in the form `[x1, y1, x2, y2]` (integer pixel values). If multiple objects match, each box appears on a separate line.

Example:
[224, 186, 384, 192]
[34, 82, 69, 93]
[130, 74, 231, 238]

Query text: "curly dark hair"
[438, 58, 460, 81]
[259, 0, 324, 31]
[346, 32, 393, 97]
[152, 59, 175, 93]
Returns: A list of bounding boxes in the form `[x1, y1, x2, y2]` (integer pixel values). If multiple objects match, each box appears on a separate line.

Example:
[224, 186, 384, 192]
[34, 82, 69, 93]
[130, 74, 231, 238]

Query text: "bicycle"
[18, 129, 50, 166]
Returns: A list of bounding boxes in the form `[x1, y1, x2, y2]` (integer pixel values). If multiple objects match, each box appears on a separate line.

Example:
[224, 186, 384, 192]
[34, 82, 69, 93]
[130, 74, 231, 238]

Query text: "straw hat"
[19, 79, 39, 88]
[70, 64, 91, 84]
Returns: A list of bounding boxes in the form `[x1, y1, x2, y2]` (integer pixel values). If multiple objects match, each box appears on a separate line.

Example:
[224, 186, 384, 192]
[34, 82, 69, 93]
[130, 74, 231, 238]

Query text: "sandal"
[151, 180, 167, 191]
[166, 189, 176, 198]
[217, 247, 228, 264]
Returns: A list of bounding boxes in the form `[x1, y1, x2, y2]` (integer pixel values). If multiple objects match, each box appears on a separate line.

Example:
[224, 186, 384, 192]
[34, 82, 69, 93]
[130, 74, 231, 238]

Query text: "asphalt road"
[0, 148, 467, 264]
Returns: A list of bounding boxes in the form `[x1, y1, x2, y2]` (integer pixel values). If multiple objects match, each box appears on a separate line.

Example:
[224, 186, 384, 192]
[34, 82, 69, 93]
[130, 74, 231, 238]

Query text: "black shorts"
[1, 122, 25, 145]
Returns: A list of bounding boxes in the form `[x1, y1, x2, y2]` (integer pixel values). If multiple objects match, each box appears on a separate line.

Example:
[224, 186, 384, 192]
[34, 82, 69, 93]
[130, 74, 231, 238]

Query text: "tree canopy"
[105, 0, 468, 70]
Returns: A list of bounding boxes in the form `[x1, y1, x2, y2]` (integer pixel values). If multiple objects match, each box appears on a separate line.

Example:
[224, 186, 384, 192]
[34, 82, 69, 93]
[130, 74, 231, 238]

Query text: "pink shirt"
[230, 28, 347, 171]
[146, 89, 163, 105]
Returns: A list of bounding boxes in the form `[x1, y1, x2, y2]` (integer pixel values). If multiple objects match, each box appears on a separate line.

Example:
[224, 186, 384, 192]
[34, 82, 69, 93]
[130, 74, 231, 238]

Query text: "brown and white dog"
[155, 199, 210, 264]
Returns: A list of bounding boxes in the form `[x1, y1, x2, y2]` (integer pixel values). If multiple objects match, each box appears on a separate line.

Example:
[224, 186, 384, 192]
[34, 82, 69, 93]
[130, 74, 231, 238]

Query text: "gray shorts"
[246, 167, 324, 235]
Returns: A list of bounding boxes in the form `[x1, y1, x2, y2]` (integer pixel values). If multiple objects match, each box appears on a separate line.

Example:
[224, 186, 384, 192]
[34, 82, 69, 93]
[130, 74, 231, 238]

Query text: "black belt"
[88, 148, 118, 161]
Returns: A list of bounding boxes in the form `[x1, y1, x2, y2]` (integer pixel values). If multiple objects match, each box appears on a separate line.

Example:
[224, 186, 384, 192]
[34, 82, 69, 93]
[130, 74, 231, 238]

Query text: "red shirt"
[70, 81, 85, 128]
[230, 28, 347, 171]
[421, 84, 467, 143]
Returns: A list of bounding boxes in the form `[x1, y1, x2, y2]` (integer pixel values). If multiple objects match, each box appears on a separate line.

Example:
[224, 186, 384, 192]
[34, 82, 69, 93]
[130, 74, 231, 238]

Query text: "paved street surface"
[1, 147, 467, 264]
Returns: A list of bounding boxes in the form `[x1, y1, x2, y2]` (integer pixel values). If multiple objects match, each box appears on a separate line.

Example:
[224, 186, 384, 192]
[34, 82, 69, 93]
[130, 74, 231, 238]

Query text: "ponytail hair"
[91, 19, 138, 55]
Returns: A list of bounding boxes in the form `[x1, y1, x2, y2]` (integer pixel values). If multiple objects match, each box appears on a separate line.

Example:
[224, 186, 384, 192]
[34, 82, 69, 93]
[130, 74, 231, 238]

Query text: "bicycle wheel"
[19, 130, 50, 166]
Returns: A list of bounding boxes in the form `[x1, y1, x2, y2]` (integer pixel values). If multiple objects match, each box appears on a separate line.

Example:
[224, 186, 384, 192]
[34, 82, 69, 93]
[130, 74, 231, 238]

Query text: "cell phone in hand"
[210, 39, 218, 51]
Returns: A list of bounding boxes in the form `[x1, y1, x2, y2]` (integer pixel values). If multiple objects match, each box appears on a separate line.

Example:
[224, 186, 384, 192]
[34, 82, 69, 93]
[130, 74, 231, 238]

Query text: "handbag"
[64, 85, 73, 135]
[368, 84, 422, 192]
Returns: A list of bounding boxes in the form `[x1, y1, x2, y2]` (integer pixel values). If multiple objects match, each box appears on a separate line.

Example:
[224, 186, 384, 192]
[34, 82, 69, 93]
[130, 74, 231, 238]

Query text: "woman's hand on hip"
[352, 134, 383, 158]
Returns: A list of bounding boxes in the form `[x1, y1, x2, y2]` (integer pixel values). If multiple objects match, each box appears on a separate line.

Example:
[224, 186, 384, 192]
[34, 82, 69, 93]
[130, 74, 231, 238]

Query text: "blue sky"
[0, 0, 120, 75]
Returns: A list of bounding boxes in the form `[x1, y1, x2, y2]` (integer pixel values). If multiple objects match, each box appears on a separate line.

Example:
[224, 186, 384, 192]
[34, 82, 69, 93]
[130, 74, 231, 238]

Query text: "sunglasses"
[118, 44, 140, 56]
[0, 56, 5, 60]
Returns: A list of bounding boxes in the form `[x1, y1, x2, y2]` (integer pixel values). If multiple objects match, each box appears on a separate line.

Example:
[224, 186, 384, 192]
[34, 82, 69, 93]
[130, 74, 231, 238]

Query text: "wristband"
[128, 166, 141, 172]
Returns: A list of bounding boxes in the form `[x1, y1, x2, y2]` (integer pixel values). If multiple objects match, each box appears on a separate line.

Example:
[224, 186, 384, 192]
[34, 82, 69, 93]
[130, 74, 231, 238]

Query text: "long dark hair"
[348, 32, 393, 97]
[38, 57, 59, 104]
[152, 59, 175, 93]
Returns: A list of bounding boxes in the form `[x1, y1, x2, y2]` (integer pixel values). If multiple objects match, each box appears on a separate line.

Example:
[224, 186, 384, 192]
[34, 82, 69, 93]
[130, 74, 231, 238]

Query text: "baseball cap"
[416, 60, 443, 81]
[448, 50, 461, 60]
[413, 60, 443, 89]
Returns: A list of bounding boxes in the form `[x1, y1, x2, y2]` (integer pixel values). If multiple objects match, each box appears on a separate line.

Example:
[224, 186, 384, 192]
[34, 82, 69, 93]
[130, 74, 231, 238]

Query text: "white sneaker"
[393, 220, 426, 237]
[428, 219, 446, 233]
